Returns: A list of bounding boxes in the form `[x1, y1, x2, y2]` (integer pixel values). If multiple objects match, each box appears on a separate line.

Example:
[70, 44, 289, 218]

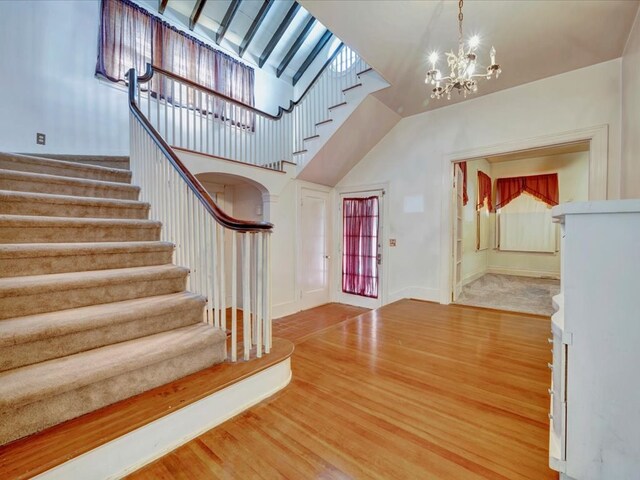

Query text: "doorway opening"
[451, 142, 590, 315]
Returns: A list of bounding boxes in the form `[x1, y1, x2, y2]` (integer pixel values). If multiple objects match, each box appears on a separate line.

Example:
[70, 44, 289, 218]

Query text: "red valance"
[460, 162, 469, 206]
[495, 173, 559, 209]
[477, 171, 493, 212]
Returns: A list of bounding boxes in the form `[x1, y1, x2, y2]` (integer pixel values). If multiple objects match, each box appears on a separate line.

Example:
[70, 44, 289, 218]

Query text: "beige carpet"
[456, 273, 560, 316]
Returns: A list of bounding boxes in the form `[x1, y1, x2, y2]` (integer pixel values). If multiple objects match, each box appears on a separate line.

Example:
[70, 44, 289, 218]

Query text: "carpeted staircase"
[0, 152, 226, 446]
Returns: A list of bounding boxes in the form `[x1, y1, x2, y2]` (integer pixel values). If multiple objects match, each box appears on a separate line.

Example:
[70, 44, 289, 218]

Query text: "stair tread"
[0, 214, 160, 228]
[0, 189, 148, 208]
[0, 152, 131, 177]
[0, 323, 225, 409]
[0, 241, 174, 259]
[0, 265, 189, 296]
[0, 292, 204, 347]
[0, 169, 139, 191]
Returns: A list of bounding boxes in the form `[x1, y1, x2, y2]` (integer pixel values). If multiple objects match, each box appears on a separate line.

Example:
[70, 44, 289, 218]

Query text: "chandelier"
[425, 0, 501, 100]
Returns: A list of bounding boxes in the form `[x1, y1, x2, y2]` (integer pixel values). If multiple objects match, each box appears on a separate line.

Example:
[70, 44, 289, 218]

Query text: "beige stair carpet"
[0, 152, 226, 446]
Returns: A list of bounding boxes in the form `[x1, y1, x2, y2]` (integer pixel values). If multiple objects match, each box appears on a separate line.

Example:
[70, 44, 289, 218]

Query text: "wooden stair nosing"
[315, 119, 333, 127]
[328, 102, 347, 110]
[342, 83, 362, 93]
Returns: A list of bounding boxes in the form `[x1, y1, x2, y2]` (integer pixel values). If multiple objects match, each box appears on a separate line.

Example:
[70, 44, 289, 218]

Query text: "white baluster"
[242, 233, 251, 361]
[256, 231, 263, 358]
[231, 231, 238, 361]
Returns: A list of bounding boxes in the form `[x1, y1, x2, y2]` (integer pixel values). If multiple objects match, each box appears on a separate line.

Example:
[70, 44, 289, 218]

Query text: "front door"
[337, 191, 383, 309]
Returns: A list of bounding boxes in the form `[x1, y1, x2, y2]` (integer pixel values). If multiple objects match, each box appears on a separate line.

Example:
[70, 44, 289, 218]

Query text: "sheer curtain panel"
[342, 197, 379, 298]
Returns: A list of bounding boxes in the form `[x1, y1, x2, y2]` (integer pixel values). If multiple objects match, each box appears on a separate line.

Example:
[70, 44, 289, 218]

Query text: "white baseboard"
[35, 359, 292, 480]
[487, 267, 560, 279]
[462, 271, 486, 286]
[272, 300, 301, 319]
[388, 286, 441, 304]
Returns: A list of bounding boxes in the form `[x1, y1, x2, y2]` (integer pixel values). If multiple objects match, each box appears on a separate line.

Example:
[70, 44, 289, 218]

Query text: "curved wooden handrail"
[148, 42, 348, 120]
[127, 66, 273, 232]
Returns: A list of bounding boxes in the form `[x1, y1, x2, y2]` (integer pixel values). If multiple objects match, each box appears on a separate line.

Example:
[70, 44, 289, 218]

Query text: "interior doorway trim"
[438, 124, 609, 304]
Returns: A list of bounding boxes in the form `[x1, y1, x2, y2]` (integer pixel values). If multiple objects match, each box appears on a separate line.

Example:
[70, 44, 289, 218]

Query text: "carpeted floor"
[456, 273, 560, 316]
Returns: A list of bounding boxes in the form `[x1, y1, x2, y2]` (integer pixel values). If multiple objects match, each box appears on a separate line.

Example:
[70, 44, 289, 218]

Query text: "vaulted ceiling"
[137, 0, 338, 85]
[301, 0, 640, 117]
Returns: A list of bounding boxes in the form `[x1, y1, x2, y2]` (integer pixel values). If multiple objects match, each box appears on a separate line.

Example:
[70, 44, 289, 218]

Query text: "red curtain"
[477, 171, 493, 211]
[459, 162, 469, 206]
[495, 173, 559, 209]
[342, 197, 379, 299]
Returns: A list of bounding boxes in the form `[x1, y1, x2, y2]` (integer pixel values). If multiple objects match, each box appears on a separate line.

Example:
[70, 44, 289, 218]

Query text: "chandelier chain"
[458, 0, 464, 40]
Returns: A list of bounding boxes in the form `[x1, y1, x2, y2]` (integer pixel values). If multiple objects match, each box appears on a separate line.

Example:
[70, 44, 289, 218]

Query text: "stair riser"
[0, 305, 205, 372]
[0, 158, 131, 184]
[0, 250, 173, 277]
[0, 225, 160, 243]
[0, 176, 138, 200]
[29, 154, 130, 170]
[0, 345, 223, 446]
[0, 199, 149, 220]
[0, 275, 187, 319]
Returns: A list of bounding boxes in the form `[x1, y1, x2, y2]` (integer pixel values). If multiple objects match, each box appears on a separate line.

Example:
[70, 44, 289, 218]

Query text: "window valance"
[495, 173, 559, 210]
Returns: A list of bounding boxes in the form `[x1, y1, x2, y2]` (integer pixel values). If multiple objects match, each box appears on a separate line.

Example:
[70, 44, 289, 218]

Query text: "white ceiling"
[300, 0, 640, 117]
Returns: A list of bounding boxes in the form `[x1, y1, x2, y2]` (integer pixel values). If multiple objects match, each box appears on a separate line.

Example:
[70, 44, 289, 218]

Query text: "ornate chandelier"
[425, 0, 501, 100]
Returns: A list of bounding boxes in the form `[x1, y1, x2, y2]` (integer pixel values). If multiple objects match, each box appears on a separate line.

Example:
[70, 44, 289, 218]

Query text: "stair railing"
[128, 67, 272, 362]
[133, 45, 369, 169]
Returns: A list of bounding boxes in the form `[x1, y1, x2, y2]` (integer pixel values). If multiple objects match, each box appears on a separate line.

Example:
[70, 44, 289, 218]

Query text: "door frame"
[440, 124, 609, 304]
[334, 183, 389, 309]
[296, 182, 332, 310]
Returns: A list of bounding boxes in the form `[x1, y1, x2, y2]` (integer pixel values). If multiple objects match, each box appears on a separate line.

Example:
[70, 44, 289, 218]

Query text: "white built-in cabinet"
[549, 200, 640, 480]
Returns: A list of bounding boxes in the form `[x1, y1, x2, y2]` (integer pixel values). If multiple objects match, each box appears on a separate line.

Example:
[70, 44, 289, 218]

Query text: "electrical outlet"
[36, 133, 46, 145]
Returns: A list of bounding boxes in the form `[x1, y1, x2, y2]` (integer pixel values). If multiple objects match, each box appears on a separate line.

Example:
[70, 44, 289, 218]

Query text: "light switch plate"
[389, 239, 397, 247]
[36, 133, 46, 145]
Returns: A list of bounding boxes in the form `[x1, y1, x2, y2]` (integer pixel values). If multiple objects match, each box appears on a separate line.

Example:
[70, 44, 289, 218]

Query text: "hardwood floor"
[129, 300, 557, 480]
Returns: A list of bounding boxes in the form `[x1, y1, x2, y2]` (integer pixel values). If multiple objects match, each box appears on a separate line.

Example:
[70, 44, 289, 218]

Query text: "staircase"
[0, 152, 227, 446]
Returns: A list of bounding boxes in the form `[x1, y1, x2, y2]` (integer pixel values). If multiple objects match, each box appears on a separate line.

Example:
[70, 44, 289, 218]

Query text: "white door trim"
[438, 124, 609, 304]
[334, 182, 390, 308]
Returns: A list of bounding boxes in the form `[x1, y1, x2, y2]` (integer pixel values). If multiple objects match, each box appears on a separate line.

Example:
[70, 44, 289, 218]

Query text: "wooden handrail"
[148, 43, 348, 120]
[127, 66, 273, 232]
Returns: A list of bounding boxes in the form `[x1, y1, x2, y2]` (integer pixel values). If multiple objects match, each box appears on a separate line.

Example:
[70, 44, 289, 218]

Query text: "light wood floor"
[129, 300, 557, 480]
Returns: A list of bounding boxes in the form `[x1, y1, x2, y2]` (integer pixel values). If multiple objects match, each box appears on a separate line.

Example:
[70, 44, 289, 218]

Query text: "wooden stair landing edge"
[0, 337, 294, 480]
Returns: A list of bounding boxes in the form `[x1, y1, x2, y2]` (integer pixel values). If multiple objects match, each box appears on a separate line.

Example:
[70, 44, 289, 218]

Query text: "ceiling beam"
[216, 0, 242, 45]
[292, 30, 332, 86]
[258, 2, 300, 68]
[189, 0, 207, 31]
[158, 0, 168, 14]
[239, 0, 274, 58]
[276, 16, 315, 78]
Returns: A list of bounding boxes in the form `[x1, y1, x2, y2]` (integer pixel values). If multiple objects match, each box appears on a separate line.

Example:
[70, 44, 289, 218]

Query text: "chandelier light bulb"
[429, 52, 439, 66]
[469, 35, 480, 48]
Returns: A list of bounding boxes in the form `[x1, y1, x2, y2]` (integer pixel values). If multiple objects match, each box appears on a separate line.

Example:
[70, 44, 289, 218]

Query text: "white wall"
[0, 0, 295, 155]
[336, 59, 622, 304]
[461, 159, 490, 283]
[622, 8, 640, 199]
[487, 152, 589, 278]
[0, 0, 129, 155]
